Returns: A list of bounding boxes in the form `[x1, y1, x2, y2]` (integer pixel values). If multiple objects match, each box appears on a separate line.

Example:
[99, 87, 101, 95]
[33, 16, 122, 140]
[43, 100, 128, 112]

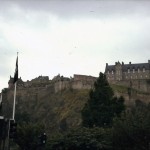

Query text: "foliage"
[110, 84, 128, 93]
[113, 100, 150, 150]
[47, 127, 112, 150]
[15, 111, 31, 124]
[81, 72, 125, 128]
[15, 123, 45, 150]
[2, 88, 8, 93]
[7, 111, 46, 150]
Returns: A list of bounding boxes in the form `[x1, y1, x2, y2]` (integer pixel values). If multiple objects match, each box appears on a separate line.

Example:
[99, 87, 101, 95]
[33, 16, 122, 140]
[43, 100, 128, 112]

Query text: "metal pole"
[6, 119, 11, 150]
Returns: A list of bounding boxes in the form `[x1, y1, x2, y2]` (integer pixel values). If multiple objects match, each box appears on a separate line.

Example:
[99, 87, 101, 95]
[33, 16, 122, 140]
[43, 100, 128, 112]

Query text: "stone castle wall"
[8, 74, 96, 93]
[74, 74, 97, 82]
[110, 79, 150, 92]
[54, 80, 71, 93]
[7, 74, 150, 94]
[72, 80, 94, 90]
[54, 80, 95, 93]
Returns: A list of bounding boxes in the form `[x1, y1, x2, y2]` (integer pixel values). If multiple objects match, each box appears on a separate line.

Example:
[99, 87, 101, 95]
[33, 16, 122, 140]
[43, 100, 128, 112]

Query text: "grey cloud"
[0, 0, 150, 91]
[1, 0, 150, 20]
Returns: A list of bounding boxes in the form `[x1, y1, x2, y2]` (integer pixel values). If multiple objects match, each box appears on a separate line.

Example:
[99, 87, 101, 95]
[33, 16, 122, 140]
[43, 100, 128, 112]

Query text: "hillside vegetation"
[3, 88, 90, 134]
[1, 74, 150, 150]
[2, 82, 150, 135]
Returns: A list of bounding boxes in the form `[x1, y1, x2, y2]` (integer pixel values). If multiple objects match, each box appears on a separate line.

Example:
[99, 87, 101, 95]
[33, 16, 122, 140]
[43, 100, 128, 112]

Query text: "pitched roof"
[105, 65, 115, 71]
[105, 62, 150, 72]
[122, 63, 150, 71]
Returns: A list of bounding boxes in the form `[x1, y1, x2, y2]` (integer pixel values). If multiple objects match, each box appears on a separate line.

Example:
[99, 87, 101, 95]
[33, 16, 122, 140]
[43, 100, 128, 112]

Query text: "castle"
[105, 60, 150, 92]
[8, 74, 97, 93]
[105, 60, 150, 81]
[7, 60, 150, 93]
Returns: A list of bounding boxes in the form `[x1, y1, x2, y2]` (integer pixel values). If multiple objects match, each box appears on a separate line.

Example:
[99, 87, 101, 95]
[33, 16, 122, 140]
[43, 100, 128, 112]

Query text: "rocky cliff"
[1, 79, 150, 135]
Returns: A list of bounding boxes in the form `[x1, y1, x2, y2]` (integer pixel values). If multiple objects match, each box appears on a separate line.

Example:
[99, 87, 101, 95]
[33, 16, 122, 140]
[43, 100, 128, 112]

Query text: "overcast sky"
[0, 0, 150, 91]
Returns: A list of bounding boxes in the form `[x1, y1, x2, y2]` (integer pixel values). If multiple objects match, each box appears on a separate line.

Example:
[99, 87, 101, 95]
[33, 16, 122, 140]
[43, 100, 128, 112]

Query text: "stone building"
[52, 74, 70, 82]
[8, 76, 24, 88]
[31, 75, 49, 83]
[54, 74, 97, 93]
[73, 74, 97, 82]
[105, 60, 150, 81]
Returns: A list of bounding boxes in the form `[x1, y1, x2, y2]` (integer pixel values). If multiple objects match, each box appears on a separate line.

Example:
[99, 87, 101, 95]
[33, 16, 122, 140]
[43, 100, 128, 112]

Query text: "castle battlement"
[8, 74, 97, 93]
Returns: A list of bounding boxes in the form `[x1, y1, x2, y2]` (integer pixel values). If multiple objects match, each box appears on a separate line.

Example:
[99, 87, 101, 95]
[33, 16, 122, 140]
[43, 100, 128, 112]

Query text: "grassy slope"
[14, 89, 90, 134]
[4, 83, 150, 135]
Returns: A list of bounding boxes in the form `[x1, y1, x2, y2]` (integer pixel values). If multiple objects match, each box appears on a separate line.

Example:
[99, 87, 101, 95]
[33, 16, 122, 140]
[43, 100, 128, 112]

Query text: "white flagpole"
[0, 92, 2, 109]
[0, 91, 2, 104]
[12, 82, 17, 120]
[12, 52, 18, 120]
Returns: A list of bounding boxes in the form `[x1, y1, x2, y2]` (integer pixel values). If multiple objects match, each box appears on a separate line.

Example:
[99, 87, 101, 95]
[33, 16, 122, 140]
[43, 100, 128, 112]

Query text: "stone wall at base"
[110, 79, 150, 93]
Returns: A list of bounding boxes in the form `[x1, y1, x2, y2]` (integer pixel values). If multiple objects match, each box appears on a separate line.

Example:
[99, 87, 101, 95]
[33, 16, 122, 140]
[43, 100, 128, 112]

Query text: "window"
[128, 69, 130, 73]
[133, 69, 135, 73]
[108, 71, 109, 74]
[138, 68, 140, 73]
[143, 68, 145, 72]
[112, 70, 113, 74]
[116, 70, 120, 75]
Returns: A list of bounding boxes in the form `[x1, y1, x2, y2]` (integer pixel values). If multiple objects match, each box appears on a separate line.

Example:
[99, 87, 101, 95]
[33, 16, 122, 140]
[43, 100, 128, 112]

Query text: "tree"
[48, 127, 112, 150]
[15, 123, 45, 150]
[15, 111, 31, 124]
[81, 72, 125, 128]
[113, 100, 150, 150]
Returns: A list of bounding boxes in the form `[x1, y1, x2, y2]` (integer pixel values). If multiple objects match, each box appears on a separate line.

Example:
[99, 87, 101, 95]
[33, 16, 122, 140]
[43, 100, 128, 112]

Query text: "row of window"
[128, 68, 145, 73]
[108, 68, 146, 74]
[107, 75, 148, 80]
[126, 75, 148, 79]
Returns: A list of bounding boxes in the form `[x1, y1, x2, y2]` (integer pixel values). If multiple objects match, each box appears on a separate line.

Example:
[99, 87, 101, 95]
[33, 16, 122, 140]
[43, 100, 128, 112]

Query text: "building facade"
[105, 60, 150, 81]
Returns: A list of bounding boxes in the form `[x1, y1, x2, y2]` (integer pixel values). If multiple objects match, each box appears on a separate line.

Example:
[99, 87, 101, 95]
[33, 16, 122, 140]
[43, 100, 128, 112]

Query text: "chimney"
[129, 62, 131, 65]
[105, 63, 108, 73]
[148, 60, 150, 63]
[122, 62, 124, 65]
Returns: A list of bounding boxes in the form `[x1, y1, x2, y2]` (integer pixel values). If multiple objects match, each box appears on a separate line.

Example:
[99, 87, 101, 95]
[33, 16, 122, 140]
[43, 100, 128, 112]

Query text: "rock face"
[2, 74, 97, 133]
[1, 73, 150, 134]
[2, 87, 90, 134]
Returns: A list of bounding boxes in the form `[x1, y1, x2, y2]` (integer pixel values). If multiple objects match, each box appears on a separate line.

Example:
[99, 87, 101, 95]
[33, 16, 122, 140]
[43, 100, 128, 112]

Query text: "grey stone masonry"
[105, 60, 150, 81]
